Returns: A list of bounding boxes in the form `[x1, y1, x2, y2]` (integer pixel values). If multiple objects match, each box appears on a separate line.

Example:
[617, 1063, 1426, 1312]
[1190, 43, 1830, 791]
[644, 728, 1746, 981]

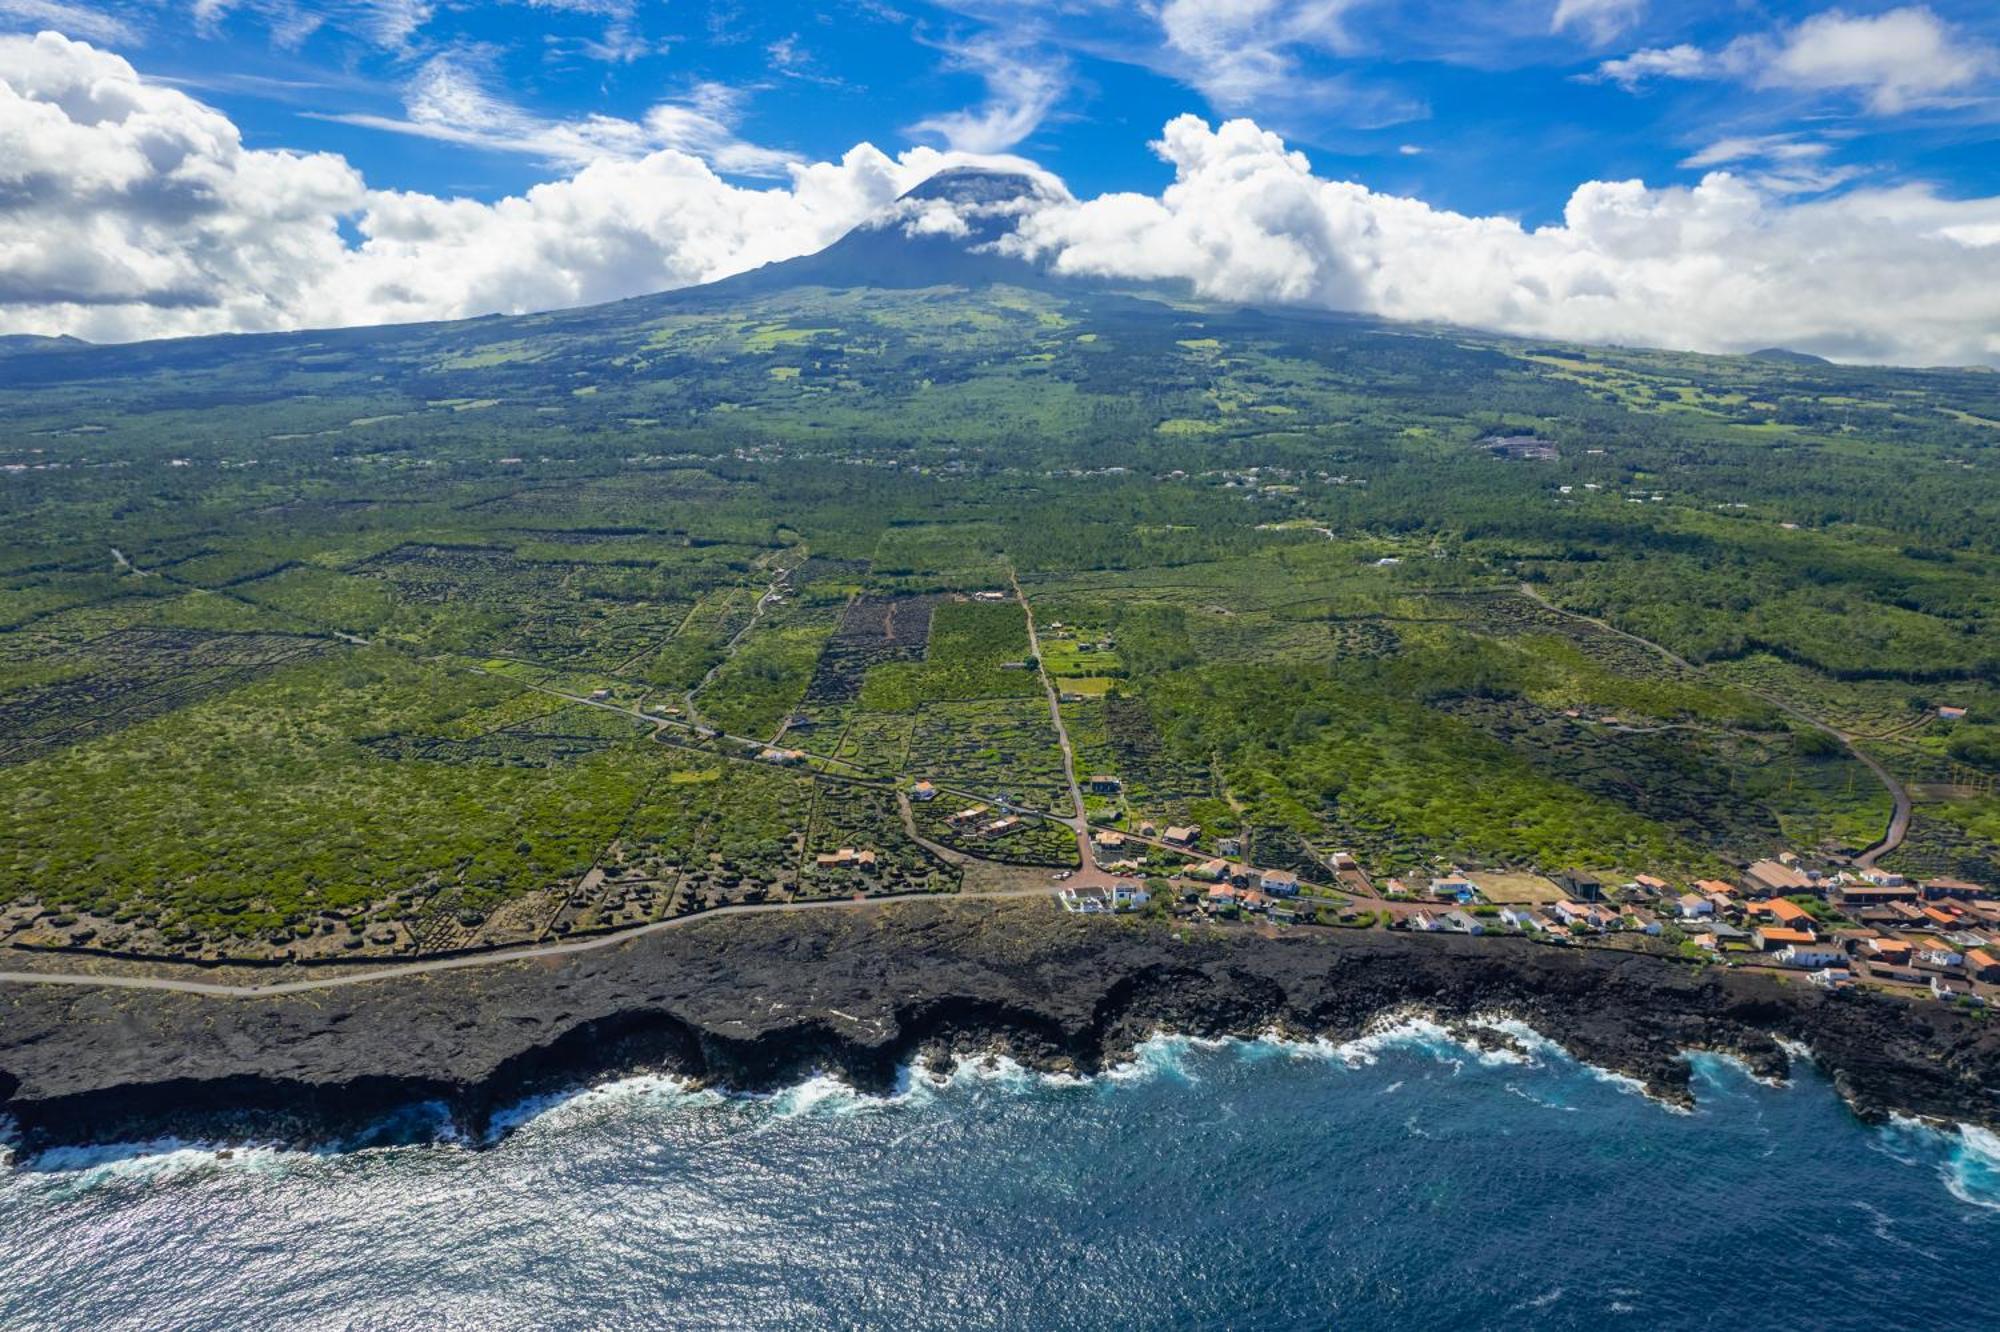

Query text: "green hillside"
[3, 205, 1998, 959]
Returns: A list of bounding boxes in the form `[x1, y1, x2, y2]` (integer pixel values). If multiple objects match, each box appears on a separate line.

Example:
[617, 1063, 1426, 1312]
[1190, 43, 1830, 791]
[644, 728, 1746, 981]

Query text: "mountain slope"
[693, 167, 1070, 299]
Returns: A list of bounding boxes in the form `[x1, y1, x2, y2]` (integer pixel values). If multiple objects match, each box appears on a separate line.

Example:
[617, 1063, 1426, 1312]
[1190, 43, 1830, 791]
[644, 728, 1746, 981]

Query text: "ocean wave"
[9, 1100, 466, 1184]
[485, 1074, 724, 1140]
[1879, 1115, 2000, 1212]
[1684, 1049, 1788, 1090]
[0, 1016, 1813, 1176]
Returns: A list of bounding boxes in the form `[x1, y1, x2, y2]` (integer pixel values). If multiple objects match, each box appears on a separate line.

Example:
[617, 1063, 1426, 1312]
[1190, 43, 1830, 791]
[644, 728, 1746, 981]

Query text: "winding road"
[1516, 583, 1911, 865]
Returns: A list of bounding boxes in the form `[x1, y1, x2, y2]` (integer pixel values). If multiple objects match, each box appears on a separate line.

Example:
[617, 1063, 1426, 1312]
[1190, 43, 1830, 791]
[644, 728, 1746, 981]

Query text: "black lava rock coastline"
[2, 902, 1996, 1154]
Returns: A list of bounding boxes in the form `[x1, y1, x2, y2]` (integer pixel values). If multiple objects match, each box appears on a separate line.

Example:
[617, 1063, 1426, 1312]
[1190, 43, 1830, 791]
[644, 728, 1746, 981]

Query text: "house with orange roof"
[1867, 937, 1915, 966]
[1753, 926, 1817, 952]
[1968, 948, 2000, 983]
[1752, 899, 1815, 930]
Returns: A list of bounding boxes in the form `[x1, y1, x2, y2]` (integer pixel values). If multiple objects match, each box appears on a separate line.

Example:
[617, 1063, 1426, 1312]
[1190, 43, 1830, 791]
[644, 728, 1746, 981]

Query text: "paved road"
[1011, 571, 1106, 883]
[0, 886, 1059, 999]
[1516, 583, 1911, 865]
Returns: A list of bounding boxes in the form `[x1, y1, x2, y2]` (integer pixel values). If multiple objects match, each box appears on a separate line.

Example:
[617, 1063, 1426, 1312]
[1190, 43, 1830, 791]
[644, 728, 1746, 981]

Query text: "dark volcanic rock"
[1, 903, 1996, 1152]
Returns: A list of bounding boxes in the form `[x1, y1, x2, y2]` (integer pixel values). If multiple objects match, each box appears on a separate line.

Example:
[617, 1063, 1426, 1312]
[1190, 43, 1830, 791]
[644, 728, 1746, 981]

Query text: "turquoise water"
[2, 1020, 1997, 1330]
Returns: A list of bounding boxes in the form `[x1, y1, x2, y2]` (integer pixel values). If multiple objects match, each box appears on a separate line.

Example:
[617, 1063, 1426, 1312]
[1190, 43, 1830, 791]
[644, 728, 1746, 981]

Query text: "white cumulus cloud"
[1003, 114, 2000, 365]
[0, 32, 1041, 340]
[3, 33, 2000, 366]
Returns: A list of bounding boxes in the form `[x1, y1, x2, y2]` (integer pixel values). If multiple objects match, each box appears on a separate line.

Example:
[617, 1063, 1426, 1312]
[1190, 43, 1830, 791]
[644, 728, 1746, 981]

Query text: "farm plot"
[1880, 797, 2000, 886]
[351, 543, 691, 670]
[1325, 620, 1403, 660]
[858, 600, 1041, 711]
[802, 594, 941, 705]
[1709, 654, 1926, 736]
[824, 708, 917, 778]
[798, 783, 958, 898]
[1439, 590, 1691, 683]
[0, 627, 333, 766]
[911, 801, 1079, 868]
[644, 583, 762, 692]
[691, 604, 839, 740]
[1246, 824, 1329, 881]
[361, 702, 648, 767]
[1065, 695, 1214, 828]
[603, 760, 813, 913]
[908, 699, 1069, 810]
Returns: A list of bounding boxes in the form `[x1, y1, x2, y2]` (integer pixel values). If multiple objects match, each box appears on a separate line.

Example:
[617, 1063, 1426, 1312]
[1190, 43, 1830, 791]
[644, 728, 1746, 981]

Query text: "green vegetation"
[3, 273, 1996, 958]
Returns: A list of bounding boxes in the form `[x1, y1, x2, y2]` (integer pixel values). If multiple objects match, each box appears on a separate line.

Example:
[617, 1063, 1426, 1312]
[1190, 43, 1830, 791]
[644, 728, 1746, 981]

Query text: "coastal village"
[1038, 802, 2000, 1008]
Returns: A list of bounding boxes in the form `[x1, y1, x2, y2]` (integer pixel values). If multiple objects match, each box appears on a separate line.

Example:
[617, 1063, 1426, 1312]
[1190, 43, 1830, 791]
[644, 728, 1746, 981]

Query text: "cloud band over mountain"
[5, 30, 1999, 365]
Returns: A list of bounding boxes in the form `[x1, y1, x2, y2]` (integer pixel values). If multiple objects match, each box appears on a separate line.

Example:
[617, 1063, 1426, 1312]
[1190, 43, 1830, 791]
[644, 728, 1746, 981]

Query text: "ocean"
[2, 1020, 1996, 1331]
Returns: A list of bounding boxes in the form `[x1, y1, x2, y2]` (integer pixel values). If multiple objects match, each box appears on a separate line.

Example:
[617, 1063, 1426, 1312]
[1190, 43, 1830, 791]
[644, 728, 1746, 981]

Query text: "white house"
[1440, 909, 1486, 936]
[1431, 874, 1480, 902]
[1552, 900, 1600, 929]
[1779, 941, 1845, 969]
[1259, 869, 1301, 897]
[1676, 893, 1715, 919]
[1111, 882, 1151, 911]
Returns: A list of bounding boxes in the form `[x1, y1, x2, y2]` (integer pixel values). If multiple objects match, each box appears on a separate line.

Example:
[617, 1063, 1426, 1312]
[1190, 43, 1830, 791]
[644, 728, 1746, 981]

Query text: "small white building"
[1779, 941, 1845, 969]
[1111, 882, 1151, 912]
[1440, 909, 1486, 936]
[1259, 869, 1300, 897]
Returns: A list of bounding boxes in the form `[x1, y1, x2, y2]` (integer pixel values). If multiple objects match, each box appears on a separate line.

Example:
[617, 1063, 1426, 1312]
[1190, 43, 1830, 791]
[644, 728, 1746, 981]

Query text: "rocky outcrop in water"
[1, 903, 1996, 1152]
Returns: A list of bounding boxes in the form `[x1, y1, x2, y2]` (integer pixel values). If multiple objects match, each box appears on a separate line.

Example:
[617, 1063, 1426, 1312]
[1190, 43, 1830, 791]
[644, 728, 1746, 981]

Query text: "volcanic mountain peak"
[698, 167, 1066, 298]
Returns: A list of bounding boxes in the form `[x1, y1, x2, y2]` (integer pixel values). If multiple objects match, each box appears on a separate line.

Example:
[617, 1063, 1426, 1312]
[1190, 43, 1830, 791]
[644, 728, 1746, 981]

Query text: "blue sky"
[30, 0, 1999, 221]
[3, 2, 1999, 361]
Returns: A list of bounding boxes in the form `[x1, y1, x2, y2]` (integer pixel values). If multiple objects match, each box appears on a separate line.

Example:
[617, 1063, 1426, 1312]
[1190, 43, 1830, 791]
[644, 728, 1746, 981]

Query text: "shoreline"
[6, 1024, 1995, 1185]
[2, 900, 1996, 1155]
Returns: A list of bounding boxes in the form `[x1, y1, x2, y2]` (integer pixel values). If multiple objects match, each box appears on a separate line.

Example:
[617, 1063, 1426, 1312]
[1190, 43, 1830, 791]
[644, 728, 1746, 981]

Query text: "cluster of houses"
[1186, 859, 1302, 918]
[1119, 839, 1999, 1006]
[1681, 859, 2000, 1001]
[1401, 872, 1648, 939]
[1395, 856, 2000, 1004]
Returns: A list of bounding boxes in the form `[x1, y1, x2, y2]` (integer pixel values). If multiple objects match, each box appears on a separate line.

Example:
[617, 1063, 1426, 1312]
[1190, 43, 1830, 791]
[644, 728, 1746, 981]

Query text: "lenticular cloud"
[3, 30, 1999, 365]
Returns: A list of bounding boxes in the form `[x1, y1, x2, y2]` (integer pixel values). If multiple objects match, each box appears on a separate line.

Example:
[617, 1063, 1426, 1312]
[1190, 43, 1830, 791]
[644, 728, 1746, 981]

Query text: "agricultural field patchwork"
[3, 276, 1997, 961]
